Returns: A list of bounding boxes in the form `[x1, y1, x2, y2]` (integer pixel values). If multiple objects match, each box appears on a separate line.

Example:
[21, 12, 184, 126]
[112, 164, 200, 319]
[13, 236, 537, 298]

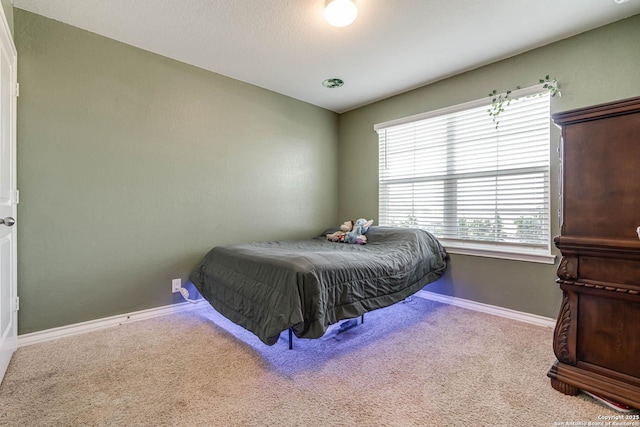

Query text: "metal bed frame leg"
[287, 314, 365, 350]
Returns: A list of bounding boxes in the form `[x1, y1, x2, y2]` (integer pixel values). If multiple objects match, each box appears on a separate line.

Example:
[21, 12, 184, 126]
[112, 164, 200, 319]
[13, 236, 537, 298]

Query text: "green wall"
[338, 14, 640, 319]
[15, 10, 339, 334]
[13, 7, 640, 333]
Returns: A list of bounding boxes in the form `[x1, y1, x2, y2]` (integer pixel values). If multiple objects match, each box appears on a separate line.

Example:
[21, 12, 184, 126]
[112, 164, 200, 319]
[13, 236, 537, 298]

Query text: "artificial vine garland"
[488, 75, 561, 128]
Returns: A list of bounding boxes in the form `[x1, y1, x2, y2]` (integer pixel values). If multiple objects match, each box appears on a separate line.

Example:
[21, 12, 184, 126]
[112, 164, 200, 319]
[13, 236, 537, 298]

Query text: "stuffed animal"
[344, 218, 374, 244]
[326, 220, 354, 242]
[327, 218, 374, 244]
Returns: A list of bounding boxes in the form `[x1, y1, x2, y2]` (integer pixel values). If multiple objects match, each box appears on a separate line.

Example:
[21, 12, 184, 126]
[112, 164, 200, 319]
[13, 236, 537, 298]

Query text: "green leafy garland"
[488, 75, 561, 128]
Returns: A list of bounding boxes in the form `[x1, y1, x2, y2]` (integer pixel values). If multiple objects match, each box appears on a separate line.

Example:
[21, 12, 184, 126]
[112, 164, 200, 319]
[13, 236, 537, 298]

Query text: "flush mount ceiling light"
[324, 0, 358, 27]
[322, 78, 344, 88]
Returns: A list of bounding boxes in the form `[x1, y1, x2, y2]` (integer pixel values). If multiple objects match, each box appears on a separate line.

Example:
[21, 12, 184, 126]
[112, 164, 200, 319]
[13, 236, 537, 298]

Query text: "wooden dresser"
[548, 96, 640, 409]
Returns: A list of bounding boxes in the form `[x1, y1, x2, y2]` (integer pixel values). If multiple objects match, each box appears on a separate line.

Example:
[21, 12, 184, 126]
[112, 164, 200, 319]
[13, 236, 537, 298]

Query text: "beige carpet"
[0, 297, 631, 426]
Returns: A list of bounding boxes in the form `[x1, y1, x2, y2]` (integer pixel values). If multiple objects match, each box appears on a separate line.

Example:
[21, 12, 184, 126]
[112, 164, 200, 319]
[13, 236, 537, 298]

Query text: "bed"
[189, 226, 448, 346]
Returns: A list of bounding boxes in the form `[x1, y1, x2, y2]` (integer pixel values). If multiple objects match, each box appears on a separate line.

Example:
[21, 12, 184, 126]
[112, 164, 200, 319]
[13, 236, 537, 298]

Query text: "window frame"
[374, 84, 556, 264]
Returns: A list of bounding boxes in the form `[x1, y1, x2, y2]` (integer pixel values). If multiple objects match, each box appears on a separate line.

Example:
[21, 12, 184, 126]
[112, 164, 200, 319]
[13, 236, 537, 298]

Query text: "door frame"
[0, 2, 18, 385]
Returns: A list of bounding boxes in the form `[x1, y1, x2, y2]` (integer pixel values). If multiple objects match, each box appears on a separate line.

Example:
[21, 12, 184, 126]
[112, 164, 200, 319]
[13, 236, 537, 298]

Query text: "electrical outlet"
[172, 278, 182, 293]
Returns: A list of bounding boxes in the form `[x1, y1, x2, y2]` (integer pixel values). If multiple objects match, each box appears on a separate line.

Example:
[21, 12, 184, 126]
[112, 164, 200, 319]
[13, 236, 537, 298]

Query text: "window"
[375, 85, 554, 263]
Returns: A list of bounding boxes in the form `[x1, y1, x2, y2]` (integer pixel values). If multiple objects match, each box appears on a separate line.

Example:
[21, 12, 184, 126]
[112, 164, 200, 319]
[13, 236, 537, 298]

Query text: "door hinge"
[15, 82, 19, 97]
[12, 296, 19, 311]
[15, 189, 19, 204]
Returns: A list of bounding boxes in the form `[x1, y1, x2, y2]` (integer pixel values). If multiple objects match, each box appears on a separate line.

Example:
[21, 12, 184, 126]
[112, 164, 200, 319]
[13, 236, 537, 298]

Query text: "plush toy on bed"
[326, 220, 353, 243]
[346, 218, 374, 244]
[326, 218, 374, 244]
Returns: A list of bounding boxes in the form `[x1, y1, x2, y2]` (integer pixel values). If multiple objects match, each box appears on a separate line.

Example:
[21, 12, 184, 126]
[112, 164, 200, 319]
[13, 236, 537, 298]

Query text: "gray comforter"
[189, 226, 448, 345]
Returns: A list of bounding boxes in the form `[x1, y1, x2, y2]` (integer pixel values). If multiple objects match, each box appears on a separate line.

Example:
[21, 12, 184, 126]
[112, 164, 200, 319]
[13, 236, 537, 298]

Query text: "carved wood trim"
[550, 378, 580, 396]
[557, 256, 578, 280]
[552, 95, 640, 126]
[553, 291, 576, 365]
[557, 279, 640, 295]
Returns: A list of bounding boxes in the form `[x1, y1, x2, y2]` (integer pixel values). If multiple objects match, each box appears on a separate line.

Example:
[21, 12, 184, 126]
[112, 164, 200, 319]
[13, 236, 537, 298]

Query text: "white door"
[0, 4, 17, 385]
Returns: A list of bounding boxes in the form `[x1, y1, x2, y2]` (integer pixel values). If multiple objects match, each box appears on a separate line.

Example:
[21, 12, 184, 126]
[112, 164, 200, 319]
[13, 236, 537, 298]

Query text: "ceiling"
[12, 0, 640, 113]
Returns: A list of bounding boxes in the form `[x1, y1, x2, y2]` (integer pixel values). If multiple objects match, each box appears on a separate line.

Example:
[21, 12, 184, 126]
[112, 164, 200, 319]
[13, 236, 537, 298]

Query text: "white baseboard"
[17, 300, 206, 348]
[16, 291, 555, 348]
[416, 290, 556, 328]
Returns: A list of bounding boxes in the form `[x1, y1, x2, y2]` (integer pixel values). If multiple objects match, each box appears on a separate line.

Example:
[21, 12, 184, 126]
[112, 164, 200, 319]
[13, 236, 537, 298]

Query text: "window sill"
[440, 240, 557, 264]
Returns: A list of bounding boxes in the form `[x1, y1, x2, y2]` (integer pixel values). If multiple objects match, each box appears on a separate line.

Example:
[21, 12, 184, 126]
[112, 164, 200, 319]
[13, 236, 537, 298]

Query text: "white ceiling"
[12, 0, 640, 113]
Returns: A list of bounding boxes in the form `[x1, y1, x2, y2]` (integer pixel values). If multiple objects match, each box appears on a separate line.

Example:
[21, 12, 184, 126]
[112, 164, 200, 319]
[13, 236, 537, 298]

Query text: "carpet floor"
[0, 297, 632, 426]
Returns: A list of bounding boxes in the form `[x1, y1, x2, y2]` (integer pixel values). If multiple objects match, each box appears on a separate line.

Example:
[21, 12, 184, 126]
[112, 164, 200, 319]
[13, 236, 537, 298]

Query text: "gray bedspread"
[189, 226, 448, 345]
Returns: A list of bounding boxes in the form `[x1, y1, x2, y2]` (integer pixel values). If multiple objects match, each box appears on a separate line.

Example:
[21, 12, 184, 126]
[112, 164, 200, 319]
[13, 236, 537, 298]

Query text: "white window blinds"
[376, 90, 551, 259]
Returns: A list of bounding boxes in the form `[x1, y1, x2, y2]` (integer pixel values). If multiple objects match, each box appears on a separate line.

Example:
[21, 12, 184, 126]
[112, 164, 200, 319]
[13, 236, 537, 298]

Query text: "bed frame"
[287, 314, 365, 349]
